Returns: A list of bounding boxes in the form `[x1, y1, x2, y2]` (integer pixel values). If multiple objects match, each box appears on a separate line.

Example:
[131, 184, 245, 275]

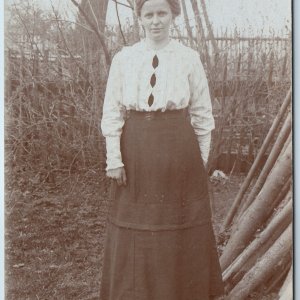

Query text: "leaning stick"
[278, 276, 293, 300]
[222, 88, 291, 230]
[279, 265, 293, 300]
[238, 113, 291, 216]
[223, 197, 292, 282]
[227, 223, 292, 300]
[264, 259, 291, 294]
[221, 140, 292, 270]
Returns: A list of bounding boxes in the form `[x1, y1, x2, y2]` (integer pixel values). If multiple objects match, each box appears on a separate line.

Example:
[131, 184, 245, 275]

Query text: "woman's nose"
[152, 14, 160, 24]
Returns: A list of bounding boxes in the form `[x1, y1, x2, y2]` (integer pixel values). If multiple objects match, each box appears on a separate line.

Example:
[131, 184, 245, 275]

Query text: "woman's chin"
[149, 33, 167, 42]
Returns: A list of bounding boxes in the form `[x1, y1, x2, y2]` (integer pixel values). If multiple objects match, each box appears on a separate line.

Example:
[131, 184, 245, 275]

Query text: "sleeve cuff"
[105, 136, 124, 171]
[196, 132, 211, 165]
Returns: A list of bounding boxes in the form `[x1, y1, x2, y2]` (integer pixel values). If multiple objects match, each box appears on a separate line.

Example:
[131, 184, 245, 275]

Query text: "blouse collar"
[137, 38, 177, 54]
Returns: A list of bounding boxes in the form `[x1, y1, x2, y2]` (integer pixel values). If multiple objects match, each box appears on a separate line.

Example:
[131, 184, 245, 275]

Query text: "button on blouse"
[101, 39, 215, 171]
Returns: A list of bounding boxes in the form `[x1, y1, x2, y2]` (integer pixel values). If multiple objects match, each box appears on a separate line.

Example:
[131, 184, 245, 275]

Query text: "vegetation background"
[4, 0, 292, 299]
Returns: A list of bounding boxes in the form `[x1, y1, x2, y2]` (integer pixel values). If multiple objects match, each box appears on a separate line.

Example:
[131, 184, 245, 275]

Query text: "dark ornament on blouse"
[148, 55, 159, 107]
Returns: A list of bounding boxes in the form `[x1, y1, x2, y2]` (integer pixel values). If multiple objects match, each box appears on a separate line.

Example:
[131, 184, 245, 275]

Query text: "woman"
[100, 0, 224, 299]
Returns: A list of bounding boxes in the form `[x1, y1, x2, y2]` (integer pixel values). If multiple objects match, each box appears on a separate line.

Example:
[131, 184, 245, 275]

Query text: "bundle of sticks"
[220, 88, 292, 300]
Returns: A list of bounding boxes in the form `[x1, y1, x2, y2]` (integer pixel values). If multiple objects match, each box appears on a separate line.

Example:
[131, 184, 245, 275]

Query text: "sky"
[105, 0, 291, 36]
[5, 0, 292, 36]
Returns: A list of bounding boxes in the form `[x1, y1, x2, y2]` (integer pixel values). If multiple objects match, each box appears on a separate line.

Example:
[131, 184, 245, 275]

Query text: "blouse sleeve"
[188, 51, 215, 164]
[101, 51, 126, 171]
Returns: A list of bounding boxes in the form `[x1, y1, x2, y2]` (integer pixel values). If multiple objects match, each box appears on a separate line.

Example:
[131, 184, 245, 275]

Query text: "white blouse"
[101, 39, 215, 171]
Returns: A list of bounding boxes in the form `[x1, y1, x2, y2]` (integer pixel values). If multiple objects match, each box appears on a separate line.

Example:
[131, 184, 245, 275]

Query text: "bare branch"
[111, 0, 133, 9]
[50, 1, 92, 86]
[115, 0, 127, 45]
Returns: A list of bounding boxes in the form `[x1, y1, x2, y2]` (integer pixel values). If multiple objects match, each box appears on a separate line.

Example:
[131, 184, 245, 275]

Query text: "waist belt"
[126, 108, 188, 120]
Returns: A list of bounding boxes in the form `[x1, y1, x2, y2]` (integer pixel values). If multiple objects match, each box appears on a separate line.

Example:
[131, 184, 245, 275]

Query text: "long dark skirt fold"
[100, 110, 224, 299]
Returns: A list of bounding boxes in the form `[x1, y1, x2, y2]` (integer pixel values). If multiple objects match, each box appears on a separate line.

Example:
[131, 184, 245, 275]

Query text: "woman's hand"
[106, 167, 127, 186]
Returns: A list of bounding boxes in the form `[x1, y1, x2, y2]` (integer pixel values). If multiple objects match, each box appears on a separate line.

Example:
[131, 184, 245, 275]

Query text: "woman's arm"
[101, 51, 126, 172]
[188, 51, 215, 166]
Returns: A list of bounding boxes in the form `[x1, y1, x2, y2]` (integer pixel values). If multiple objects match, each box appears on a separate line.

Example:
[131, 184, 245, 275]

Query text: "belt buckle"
[145, 112, 153, 120]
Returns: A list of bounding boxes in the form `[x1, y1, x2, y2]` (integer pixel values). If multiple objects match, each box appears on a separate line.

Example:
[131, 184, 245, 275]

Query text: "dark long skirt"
[100, 109, 224, 300]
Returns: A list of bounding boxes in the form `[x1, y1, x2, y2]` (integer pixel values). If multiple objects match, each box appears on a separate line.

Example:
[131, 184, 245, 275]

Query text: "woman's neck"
[145, 37, 171, 50]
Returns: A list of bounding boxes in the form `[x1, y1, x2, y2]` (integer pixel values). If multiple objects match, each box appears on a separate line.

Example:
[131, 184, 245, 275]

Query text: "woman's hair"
[135, 0, 181, 18]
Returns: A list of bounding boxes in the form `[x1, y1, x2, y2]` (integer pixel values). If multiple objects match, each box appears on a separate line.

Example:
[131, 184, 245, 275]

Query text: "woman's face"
[140, 0, 173, 43]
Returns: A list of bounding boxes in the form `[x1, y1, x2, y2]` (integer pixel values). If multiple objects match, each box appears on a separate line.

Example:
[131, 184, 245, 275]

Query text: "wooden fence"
[5, 29, 291, 174]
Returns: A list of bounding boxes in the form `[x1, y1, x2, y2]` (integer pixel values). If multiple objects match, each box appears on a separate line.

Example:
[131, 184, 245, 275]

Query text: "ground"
[5, 168, 278, 299]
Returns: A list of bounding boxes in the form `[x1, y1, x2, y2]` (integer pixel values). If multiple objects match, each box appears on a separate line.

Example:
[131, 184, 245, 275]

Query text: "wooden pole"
[199, 0, 219, 54]
[279, 265, 293, 300]
[227, 223, 292, 300]
[280, 130, 292, 154]
[181, 0, 194, 47]
[270, 176, 292, 213]
[222, 88, 291, 230]
[237, 111, 291, 215]
[279, 276, 293, 300]
[223, 197, 292, 282]
[265, 258, 291, 294]
[221, 140, 292, 270]
[189, 0, 211, 72]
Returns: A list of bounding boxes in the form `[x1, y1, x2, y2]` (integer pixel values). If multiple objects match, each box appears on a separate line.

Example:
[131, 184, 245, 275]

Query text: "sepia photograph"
[4, 0, 292, 299]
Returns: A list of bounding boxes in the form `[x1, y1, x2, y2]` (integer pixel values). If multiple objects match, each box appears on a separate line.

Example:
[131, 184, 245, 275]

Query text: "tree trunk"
[227, 224, 292, 300]
[221, 140, 292, 270]
[72, 0, 111, 67]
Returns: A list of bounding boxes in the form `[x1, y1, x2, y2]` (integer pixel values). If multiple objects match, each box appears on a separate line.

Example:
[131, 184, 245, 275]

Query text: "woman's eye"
[144, 13, 153, 18]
